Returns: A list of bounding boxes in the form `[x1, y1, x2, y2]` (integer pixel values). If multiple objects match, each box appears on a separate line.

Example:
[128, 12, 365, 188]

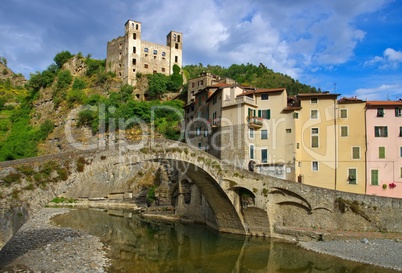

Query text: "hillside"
[183, 63, 317, 95]
[0, 52, 319, 161]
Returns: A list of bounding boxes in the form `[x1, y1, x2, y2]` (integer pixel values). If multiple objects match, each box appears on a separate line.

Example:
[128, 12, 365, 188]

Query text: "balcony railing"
[223, 96, 256, 108]
[247, 116, 263, 129]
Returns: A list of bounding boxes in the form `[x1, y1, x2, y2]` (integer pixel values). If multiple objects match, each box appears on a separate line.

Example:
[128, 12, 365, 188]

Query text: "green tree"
[72, 77, 86, 90]
[147, 73, 168, 98]
[54, 51, 73, 69]
[120, 84, 134, 102]
[167, 64, 183, 91]
[56, 70, 73, 91]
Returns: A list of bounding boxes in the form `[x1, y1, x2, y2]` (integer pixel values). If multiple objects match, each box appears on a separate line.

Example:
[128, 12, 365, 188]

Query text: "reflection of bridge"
[0, 139, 402, 244]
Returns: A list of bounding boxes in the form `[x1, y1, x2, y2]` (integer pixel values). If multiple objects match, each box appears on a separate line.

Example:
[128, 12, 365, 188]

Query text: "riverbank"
[0, 208, 109, 272]
[299, 239, 402, 271]
[0, 206, 402, 272]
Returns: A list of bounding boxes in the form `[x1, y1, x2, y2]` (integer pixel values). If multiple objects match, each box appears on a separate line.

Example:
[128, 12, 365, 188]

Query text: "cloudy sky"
[1, 0, 401, 100]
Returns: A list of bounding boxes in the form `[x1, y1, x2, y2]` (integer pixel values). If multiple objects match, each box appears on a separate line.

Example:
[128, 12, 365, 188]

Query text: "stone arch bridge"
[0, 139, 401, 245]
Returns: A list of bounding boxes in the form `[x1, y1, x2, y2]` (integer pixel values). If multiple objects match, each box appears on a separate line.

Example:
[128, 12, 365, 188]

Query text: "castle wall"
[106, 20, 182, 88]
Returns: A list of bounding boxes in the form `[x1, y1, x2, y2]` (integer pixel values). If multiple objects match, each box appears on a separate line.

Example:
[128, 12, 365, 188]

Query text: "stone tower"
[106, 19, 183, 86]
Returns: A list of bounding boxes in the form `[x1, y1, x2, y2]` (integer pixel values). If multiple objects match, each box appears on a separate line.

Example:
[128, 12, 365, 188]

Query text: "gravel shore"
[0, 207, 401, 272]
[0, 208, 109, 273]
[299, 239, 402, 271]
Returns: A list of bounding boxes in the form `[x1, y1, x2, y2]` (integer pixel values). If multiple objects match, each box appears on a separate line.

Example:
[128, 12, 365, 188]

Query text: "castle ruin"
[106, 20, 183, 87]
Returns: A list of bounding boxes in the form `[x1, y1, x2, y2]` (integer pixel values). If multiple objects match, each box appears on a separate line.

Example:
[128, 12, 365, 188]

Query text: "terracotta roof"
[338, 97, 365, 104]
[297, 92, 340, 98]
[206, 82, 234, 88]
[366, 100, 402, 107]
[283, 106, 302, 111]
[237, 88, 286, 97]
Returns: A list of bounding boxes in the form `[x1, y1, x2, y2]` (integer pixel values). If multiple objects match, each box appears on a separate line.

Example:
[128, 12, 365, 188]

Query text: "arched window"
[178, 35, 181, 42]
[144, 48, 149, 53]
[153, 50, 157, 55]
[173, 34, 176, 41]
[162, 52, 166, 57]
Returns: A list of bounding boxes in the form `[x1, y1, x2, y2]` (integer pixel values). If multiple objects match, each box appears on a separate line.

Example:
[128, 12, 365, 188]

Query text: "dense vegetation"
[183, 63, 317, 95]
[0, 51, 319, 162]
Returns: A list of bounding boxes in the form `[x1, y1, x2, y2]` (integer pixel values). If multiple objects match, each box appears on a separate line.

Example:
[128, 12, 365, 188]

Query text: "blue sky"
[1, 0, 401, 100]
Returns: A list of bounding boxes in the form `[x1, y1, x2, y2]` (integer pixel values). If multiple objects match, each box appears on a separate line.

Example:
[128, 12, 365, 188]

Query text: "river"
[52, 208, 396, 273]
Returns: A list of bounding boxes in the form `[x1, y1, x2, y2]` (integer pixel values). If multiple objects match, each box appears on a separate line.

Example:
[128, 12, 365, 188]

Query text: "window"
[374, 126, 388, 137]
[261, 94, 269, 100]
[340, 126, 348, 137]
[311, 128, 319, 148]
[135, 24, 139, 30]
[261, 149, 268, 163]
[153, 50, 157, 55]
[258, 109, 271, 119]
[400, 147, 402, 157]
[250, 144, 255, 159]
[175, 56, 178, 62]
[249, 128, 255, 139]
[311, 110, 318, 119]
[133, 47, 136, 53]
[162, 68, 165, 72]
[198, 143, 202, 149]
[132, 58, 136, 65]
[377, 108, 384, 117]
[196, 127, 201, 136]
[177, 35, 181, 42]
[312, 161, 319, 171]
[371, 170, 379, 185]
[175, 43, 179, 49]
[340, 109, 348, 118]
[379, 147, 385, 159]
[144, 64, 148, 69]
[204, 129, 208, 137]
[144, 48, 149, 53]
[310, 98, 318, 104]
[399, 127, 402, 137]
[396, 108, 402, 117]
[348, 169, 357, 184]
[133, 33, 137, 39]
[213, 96, 217, 105]
[400, 167, 402, 178]
[261, 130, 268, 140]
[352, 147, 360, 159]
[286, 129, 291, 133]
[293, 112, 299, 119]
[162, 52, 166, 57]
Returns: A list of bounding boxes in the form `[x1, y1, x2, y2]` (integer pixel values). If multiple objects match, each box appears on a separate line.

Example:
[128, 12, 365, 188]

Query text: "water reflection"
[52, 209, 397, 273]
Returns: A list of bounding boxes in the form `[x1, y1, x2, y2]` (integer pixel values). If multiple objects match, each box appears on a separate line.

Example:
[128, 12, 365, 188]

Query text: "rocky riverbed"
[0, 208, 108, 272]
[0, 207, 401, 272]
[299, 238, 402, 271]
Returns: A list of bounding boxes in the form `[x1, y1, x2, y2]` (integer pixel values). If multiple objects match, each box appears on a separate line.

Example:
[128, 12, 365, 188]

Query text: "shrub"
[56, 70, 73, 91]
[3, 172, 21, 186]
[54, 51, 73, 69]
[76, 157, 86, 172]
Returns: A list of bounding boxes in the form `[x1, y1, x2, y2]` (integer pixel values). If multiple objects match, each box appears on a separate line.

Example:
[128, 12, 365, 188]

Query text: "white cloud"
[355, 84, 402, 100]
[365, 48, 402, 69]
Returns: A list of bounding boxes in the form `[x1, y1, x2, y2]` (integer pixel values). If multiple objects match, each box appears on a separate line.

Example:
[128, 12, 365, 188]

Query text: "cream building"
[336, 97, 366, 194]
[106, 20, 182, 87]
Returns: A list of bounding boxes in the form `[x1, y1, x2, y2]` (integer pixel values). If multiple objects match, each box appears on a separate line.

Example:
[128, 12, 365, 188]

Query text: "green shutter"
[385, 127, 388, 137]
[371, 170, 379, 185]
[348, 169, 357, 184]
[379, 147, 385, 159]
[258, 110, 262, 118]
[267, 109, 271, 119]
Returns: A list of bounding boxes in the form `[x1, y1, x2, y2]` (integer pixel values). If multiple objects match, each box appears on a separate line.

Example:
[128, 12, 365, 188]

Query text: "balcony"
[247, 116, 263, 129]
[223, 96, 256, 108]
[208, 118, 221, 128]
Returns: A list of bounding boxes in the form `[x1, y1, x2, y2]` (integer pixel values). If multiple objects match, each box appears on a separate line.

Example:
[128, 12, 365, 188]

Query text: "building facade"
[184, 73, 402, 198]
[366, 101, 402, 198]
[106, 20, 182, 86]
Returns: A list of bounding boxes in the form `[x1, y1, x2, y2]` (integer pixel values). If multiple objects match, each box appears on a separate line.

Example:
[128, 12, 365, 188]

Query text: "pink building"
[366, 101, 402, 198]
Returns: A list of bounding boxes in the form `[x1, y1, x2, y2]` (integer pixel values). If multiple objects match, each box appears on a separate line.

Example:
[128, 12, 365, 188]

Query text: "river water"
[52, 209, 395, 273]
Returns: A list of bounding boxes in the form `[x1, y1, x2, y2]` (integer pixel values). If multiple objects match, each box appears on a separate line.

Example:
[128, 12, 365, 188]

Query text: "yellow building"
[336, 97, 366, 194]
[294, 93, 339, 189]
